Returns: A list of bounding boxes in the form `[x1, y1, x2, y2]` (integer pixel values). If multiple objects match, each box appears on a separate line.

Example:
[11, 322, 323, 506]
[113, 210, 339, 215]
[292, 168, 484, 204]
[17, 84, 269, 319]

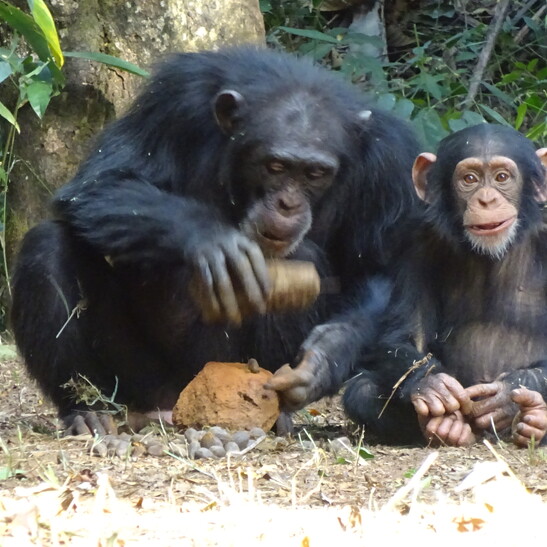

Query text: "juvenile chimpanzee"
[344, 124, 547, 447]
[11, 46, 419, 435]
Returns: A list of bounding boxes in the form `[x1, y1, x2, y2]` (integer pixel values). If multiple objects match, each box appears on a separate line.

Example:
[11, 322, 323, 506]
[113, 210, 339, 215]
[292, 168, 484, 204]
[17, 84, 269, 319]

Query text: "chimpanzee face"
[213, 88, 348, 257]
[412, 125, 547, 260]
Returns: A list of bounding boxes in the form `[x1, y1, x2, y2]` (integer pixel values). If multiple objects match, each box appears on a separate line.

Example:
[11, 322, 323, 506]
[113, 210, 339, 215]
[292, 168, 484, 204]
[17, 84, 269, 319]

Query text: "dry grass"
[1, 350, 546, 545]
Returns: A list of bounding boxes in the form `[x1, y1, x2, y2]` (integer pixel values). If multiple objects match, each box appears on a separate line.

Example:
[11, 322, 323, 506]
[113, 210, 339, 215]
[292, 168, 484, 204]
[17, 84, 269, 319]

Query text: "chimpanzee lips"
[466, 216, 516, 236]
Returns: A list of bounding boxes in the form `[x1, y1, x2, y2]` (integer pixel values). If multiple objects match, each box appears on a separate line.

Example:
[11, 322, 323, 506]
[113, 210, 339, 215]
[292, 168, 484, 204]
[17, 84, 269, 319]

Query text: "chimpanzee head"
[212, 86, 368, 258]
[412, 124, 547, 259]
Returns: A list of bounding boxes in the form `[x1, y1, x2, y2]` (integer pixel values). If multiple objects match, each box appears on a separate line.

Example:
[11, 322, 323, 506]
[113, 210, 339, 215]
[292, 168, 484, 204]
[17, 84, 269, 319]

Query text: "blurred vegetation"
[0, 0, 147, 333]
[261, 0, 546, 151]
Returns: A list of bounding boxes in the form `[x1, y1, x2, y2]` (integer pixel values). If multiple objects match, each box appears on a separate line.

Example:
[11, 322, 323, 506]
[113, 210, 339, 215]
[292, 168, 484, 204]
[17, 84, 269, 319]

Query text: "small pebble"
[147, 443, 165, 457]
[194, 447, 214, 459]
[225, 441, 240, 454]
[169, 442, 188, 458]
[232, 430, 251, 449]
[92, 441, 107, 458]
[200, 432, 223, 449]
[131, 443, 147, 458]
[208, 426, 232, 442]
[249, 427, 265, 439]
[184, 428, 200, 442]
[115, 440, 131, 458]
[210, 445, 226, 458]
[188, 440, 201, 459]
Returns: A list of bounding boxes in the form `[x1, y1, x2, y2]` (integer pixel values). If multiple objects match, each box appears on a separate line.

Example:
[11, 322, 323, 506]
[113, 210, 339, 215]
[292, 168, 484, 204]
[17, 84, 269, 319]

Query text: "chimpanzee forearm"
[53, 170, 227, 264]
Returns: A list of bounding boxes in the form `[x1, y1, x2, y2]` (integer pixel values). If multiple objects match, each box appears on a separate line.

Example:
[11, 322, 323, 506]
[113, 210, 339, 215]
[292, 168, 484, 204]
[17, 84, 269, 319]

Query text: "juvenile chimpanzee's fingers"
[473, 408, 512, 431]
[511, 387, 547, 410]
[411, 397, 430, 417]
[441, 375, 472, 414]
[514, 422, 546, 444]
[239, 238, 270, 299]
[209, 254, 241, 324]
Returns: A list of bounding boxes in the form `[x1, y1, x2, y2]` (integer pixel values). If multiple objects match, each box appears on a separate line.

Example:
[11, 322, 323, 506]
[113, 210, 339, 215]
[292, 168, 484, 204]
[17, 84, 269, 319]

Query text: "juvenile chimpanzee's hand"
[511, 388, 547, 447]
[411, 373, 473, 417]
[418, 410, 476, 447]
[465, 381, 517, 432]
[187, 228, 270, 324]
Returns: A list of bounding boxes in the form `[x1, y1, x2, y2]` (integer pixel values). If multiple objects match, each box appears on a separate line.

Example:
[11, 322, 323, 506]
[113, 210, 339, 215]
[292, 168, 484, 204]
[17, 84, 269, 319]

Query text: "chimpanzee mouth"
[467, 216, 516, 236]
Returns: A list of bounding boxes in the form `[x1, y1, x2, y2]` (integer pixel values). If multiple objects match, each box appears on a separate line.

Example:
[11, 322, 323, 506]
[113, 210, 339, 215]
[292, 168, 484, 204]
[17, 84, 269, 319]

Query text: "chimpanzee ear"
[412, 152, 437, 203]
[213, 89, 245, 134]
[534, 148, 547, 203]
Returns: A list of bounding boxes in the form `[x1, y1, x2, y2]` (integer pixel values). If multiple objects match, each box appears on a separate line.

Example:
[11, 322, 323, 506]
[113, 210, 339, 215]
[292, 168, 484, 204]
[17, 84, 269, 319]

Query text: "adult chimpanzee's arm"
[53, 170, 270, 323]
[265, 276, 392, 409]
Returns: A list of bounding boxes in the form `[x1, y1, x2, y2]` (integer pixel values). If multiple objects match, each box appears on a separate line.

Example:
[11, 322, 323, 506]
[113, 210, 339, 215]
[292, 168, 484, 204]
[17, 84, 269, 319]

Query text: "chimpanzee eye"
[306, 167, 327, 180]
[495, 172, 509, 182]
[266, 160, 286, 174]
[463, 173, 478, 184]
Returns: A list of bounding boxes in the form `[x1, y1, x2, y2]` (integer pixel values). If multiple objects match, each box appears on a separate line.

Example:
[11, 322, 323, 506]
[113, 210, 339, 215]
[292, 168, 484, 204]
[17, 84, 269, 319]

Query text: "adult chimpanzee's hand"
[187, 228, 270, 324]
[465, 381, 517, 432]
[511, 388, 547, 446]
[411, 373, 473, 417]
[265, 322, 350, 411]
[418, 410, 476, 447]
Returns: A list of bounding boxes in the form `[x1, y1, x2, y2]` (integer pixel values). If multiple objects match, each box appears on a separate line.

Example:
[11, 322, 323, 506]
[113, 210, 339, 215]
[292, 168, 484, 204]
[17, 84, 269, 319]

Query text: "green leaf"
[0, 344, 17, 361]
[63, 51, 150, 78]
[336, 457, 350, 464]
[478, 104, 511, 126]
[358, 446, 374, 460]
[515, 103, 527, 130]
[277, 26, 340, 44]
[0, 467, 25, 480]
[376, 93, 396, 112]
[0, 2, 51, 62]
[526, 121, 546, 141]
[26, 80, 52, 118]
[393, 98, 415, 119]
[0, 60, 11, 83]
[482, 82, 515, 107]
[0, 100, 20, 132]
[27, 0, 63, 68]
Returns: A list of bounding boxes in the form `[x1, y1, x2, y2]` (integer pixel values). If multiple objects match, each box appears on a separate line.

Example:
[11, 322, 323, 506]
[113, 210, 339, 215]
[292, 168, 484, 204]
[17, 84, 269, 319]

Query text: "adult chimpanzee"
[344, 124, 547, 447]
[11, 46, 419, 435]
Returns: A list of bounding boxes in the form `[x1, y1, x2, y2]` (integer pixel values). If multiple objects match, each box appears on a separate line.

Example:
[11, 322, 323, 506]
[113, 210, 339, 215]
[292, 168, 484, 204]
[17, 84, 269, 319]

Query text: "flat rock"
[172, 362, 280, 431]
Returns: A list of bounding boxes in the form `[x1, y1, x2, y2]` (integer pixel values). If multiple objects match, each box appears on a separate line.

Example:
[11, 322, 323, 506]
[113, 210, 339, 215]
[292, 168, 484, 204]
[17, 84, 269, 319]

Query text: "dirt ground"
[1, 350, 546, 545]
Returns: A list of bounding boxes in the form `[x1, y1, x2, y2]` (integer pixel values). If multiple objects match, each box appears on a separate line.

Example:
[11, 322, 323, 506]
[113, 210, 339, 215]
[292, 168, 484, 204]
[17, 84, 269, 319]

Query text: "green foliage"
[0, 0, 147, 330]
[262, 1, 546, 150]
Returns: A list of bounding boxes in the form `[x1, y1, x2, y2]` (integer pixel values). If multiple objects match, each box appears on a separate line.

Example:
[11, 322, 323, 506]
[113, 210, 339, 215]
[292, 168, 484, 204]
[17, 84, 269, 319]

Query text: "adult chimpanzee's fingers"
[209, 254, 241, 324]
[99, 413, 118, 436]
[466, 382, 500, 402]
[84, 412, 109, 436]
[264, 363, 308, 391]
[240, 238, 270, 299]
[195, 257, 222, 322]
[226, 245, 267, 315]
[64, 414, 90, 436]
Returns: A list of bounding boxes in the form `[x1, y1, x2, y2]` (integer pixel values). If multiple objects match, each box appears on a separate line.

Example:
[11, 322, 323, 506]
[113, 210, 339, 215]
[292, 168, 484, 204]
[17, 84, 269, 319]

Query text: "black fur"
[11, 46, 419, 422]
[344, 124, 547, 444]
